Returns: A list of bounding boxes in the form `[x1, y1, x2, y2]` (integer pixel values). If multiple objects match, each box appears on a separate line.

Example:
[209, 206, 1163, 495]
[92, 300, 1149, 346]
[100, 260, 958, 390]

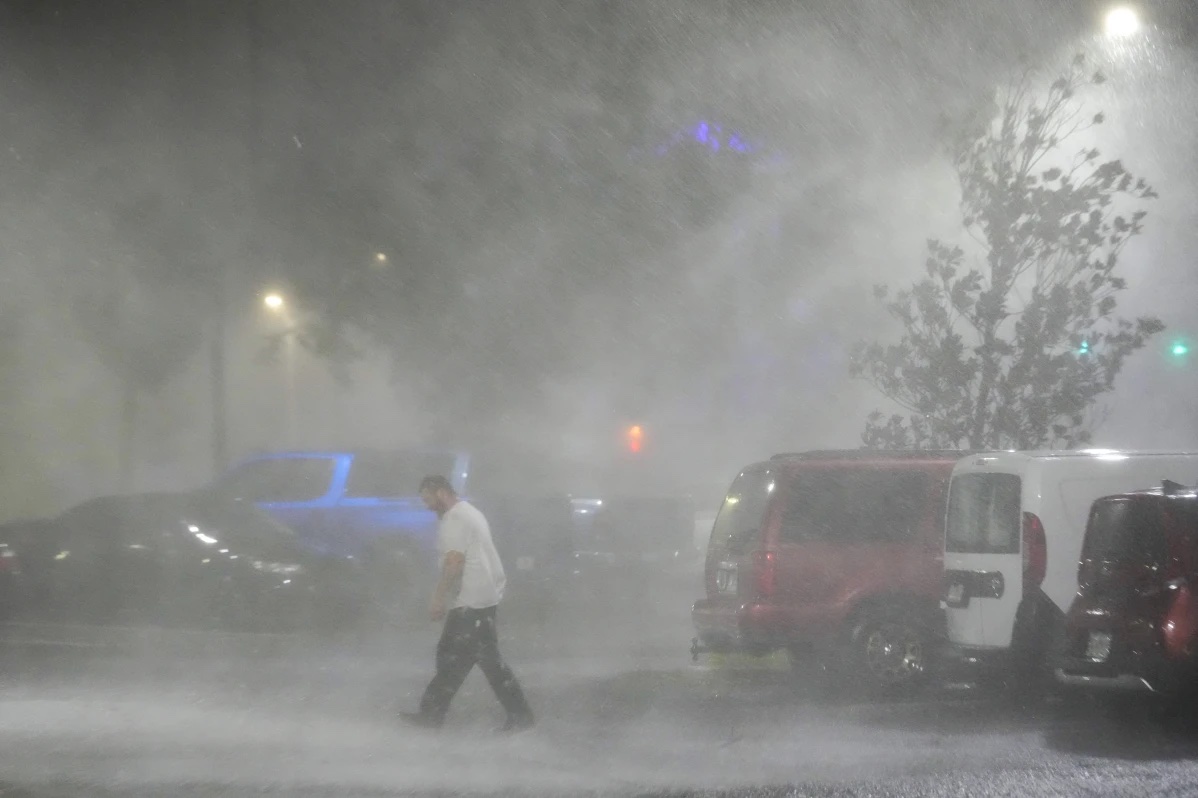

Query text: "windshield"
[946, 472, 1022, 554]
[1083, 498, 1168, 567]
[708, 467, 775, 553]
[210, 456, 338, 503]
[185, 492, 303, 559]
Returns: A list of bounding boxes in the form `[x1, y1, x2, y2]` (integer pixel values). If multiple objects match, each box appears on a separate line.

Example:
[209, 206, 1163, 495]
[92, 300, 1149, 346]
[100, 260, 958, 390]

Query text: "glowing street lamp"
[374, 252, 388, 264]
[1104, 6, 1141, 38]
[261, 291, 297, 445]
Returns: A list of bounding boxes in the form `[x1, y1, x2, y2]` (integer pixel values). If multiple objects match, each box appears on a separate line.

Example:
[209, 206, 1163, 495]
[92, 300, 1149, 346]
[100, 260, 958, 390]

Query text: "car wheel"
[851, 610, 930, 693]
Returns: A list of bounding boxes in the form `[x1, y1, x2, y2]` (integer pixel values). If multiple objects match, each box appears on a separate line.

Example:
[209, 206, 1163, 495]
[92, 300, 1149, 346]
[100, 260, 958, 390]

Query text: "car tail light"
[1163, 512, 1189, 584]
[752, 550, 777, 598]
[1022, 512, 1046, 593]
[0, 547, 17, 573]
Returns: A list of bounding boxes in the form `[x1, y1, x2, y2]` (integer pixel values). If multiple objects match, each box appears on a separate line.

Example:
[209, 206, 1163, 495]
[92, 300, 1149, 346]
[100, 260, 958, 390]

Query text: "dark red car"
[691, 450, 965, 691]
[1054, 481, 1198, 698]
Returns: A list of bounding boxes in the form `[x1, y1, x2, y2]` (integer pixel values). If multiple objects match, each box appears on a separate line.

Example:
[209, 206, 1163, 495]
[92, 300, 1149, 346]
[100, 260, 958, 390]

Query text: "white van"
[941, 450, 1198, 677]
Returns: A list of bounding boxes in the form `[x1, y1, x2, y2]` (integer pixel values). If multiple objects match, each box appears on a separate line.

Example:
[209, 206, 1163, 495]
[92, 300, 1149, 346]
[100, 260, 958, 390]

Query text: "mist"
[4, 0, 1173, 516]
[6, 4, 1198, 796]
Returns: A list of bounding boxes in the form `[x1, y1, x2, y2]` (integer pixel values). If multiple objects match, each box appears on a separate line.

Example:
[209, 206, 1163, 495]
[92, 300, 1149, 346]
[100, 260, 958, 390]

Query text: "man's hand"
[429, 550, 464, 623]
[429, 597, 447, 622]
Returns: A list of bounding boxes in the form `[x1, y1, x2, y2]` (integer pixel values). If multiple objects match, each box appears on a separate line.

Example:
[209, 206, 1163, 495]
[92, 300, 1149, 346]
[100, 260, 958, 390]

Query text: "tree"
[71, 192, 211, 489]
[851, 55, 1163, 450]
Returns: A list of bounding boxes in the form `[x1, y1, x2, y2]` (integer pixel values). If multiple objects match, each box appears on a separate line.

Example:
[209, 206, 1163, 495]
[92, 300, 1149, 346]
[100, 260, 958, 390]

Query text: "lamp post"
[1104, 6, 1141, 39]
[263, 292, 298, 447]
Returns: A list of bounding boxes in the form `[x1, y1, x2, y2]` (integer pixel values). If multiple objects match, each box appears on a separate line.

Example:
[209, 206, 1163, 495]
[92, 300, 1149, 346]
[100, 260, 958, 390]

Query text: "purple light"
[651, 121, 759, 158]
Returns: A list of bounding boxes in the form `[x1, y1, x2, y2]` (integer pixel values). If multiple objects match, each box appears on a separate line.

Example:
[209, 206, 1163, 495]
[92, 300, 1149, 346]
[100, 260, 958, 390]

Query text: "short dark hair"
[419, 475, 455, 494]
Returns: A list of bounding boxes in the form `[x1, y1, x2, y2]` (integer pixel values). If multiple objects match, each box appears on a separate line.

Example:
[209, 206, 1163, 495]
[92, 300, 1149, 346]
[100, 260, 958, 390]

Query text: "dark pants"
[418, 606, 532, 724]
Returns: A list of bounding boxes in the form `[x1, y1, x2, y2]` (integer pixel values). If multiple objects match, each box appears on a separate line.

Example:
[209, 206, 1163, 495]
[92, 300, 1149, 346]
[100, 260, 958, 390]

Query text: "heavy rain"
[3, 1, 1198, 796]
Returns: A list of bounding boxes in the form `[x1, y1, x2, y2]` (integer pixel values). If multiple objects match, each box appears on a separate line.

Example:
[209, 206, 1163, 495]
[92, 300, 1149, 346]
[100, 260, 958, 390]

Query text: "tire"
[849, 608, 932, 693]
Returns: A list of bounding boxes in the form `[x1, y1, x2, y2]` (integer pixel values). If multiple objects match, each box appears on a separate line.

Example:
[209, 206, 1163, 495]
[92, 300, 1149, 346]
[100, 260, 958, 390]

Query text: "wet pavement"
[2, 600, 1198, 796]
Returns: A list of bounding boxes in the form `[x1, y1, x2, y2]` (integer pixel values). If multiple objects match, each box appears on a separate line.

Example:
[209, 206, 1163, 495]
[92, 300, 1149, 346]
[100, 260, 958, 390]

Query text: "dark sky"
[1, 0, 1194, 503]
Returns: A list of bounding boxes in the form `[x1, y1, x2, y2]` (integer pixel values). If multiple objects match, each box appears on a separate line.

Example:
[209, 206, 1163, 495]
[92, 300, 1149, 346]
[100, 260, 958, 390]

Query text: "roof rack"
[769, 449, 975, 462]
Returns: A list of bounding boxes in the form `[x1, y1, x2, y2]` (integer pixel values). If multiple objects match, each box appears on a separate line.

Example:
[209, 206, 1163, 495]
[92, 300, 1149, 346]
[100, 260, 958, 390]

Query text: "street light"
[261, 290, 297, 446]
[1105, 6, 1140, 38]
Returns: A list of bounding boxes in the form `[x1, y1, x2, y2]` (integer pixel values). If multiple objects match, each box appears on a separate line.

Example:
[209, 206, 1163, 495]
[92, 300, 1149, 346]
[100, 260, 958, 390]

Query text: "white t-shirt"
[438, 500, 506, 610]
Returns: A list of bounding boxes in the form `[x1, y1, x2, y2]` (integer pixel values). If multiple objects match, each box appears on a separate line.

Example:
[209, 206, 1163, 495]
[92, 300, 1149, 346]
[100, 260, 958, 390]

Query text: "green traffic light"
[1173, 342, 1189, 357]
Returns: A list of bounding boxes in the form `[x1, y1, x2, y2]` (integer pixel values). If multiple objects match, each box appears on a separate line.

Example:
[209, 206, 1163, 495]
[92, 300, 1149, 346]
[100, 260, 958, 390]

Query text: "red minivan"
[691, 449, 965, 691]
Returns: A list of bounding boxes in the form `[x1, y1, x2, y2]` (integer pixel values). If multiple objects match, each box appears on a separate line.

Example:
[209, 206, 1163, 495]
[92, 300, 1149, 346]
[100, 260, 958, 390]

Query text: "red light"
[1022, 512, 1047, 592]
[753, 550, 777, 598]
[626, 425, 644, 453]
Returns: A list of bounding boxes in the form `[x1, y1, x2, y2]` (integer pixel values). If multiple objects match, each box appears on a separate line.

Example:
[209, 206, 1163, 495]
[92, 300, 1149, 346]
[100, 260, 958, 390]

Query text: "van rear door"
[705, 466, 776, 603]
[943, 471, 1023, 648]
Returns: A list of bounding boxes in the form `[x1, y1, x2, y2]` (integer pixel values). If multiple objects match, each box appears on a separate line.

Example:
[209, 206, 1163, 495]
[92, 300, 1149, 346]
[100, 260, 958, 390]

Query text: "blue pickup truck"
[205, 449, 576, 622]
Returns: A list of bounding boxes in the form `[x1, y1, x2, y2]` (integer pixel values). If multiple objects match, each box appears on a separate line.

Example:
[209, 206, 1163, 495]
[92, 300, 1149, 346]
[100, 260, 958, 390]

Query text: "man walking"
[400, 475, 534, 732]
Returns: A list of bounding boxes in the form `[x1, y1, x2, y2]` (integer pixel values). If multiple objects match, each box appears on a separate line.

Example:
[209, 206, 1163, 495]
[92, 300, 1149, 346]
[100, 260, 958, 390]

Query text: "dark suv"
[1054, 481, 1198, 697]
[691, 450, 965, 691]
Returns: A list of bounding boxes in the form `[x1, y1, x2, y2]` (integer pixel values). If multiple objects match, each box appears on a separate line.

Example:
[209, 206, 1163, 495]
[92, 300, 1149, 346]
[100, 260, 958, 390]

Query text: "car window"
[1169, 499, 1198, 543]
[946, 472, 1022, 554]
[1083, 498, 1167, 567]
[708, 468, 775, 553]
[779, 468, 929, 544]
[1056, 476, 1161, 554]
[211, 457, 337, 503]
